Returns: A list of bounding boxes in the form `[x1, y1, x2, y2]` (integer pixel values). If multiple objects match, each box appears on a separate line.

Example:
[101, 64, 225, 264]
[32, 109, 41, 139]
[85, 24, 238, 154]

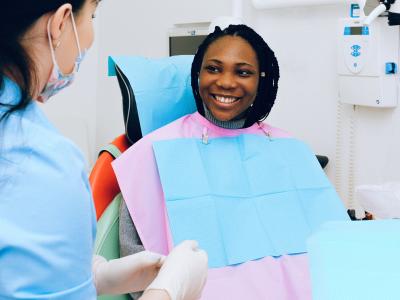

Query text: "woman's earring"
[54, 40, 61, 49]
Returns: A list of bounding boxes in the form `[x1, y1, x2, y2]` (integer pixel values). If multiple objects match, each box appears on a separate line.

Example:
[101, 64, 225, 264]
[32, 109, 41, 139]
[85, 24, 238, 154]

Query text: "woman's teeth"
[213, 95, 240, 104]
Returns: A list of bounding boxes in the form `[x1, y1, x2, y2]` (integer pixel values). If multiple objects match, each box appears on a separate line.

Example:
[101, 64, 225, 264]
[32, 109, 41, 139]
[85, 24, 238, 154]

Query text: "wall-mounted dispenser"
[338, 2, 399, 107]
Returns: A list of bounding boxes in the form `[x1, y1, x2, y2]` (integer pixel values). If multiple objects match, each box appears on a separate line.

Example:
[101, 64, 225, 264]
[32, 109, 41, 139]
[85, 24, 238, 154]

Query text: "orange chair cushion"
[90, 135, 131, 220]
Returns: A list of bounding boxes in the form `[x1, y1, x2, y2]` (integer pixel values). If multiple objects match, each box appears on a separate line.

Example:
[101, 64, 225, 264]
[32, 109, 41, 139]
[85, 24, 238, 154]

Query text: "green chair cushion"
[95, 194, 130, 300]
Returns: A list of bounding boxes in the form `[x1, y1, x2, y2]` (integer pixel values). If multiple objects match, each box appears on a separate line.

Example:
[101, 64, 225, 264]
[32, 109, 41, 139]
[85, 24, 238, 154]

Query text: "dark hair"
[0, 0, 87, 123]
[191, 24, 280, 127]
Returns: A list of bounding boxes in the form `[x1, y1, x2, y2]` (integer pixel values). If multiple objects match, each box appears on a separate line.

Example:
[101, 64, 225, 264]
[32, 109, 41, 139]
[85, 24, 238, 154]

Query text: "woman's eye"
[205, 66, 220, 73]
[92, 13, 97, 19]
[237, 69, 254, 77]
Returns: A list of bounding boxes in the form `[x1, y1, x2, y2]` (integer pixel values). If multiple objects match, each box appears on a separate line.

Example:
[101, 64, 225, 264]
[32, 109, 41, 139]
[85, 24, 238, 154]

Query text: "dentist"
[0, 1, 207, 299]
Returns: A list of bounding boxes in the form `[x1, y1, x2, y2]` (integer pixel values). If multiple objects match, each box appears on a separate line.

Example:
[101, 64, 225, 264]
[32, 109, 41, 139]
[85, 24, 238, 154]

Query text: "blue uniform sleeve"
[0, 106, 97, 299]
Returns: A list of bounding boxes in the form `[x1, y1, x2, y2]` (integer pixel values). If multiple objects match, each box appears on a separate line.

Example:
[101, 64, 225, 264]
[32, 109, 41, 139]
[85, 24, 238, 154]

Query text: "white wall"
[43, 0, 400, 211]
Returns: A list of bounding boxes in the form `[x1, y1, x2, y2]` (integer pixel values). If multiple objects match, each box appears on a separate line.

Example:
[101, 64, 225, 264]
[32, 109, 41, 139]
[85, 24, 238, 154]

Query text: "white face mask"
[37, 11, 86, 103]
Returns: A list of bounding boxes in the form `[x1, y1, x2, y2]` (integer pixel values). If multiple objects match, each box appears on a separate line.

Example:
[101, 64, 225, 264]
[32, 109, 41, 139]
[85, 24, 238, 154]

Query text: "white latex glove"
[145, 240, 208, 300]
[93, 251, 165, 295]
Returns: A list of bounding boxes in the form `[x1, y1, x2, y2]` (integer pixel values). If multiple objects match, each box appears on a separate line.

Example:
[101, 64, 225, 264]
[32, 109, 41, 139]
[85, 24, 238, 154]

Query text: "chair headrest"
[108, 55, 197, 144]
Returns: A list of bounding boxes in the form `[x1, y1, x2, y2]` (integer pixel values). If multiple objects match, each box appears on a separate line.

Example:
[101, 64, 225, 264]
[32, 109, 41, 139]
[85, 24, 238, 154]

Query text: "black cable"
[388, 12, 400, 25]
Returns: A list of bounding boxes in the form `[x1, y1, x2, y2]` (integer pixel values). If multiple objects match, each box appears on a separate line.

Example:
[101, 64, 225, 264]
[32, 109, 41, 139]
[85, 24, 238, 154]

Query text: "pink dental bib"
[113, 112, 313, 299]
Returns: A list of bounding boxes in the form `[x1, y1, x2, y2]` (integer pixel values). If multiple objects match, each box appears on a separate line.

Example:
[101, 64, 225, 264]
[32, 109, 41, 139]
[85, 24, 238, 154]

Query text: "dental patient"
[113, 24, 349, 300]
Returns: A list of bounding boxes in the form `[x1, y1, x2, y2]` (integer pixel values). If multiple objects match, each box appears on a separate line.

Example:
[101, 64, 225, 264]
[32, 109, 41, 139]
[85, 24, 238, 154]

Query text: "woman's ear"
[48, 3, 72, 47]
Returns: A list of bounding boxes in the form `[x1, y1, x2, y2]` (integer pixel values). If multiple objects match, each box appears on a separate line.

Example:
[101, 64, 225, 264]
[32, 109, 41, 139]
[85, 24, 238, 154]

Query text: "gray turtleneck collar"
[203, 103, 247, 129]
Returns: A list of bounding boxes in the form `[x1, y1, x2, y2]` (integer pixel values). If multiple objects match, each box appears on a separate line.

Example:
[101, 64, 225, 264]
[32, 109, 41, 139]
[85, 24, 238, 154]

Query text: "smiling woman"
[115, 24, 347, 300]
[192, 24, 279, 128]
[199, 35, 260, 121]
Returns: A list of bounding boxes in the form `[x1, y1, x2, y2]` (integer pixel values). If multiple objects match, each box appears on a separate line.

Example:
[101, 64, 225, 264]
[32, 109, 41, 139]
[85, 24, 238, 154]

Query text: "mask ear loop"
[46, 11, 83, 76]
[47, 16, 59, 70]
[70, 11, 82, 60]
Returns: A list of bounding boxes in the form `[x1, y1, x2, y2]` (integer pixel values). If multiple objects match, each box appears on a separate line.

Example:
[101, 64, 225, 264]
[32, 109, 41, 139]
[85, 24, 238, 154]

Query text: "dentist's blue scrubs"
[0, 77, 97, 299]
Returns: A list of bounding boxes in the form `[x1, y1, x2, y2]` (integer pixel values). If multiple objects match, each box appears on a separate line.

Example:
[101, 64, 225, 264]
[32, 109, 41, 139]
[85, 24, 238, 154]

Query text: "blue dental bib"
[153, 135, 348, 268]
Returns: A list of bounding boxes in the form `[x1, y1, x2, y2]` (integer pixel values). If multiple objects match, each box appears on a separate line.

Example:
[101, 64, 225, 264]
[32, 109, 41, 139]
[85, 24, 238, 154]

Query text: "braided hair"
[191, 24, 280, 127]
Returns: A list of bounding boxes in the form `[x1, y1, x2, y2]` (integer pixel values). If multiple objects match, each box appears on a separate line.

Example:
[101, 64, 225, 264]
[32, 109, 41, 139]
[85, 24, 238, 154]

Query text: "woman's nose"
[216, 72, 237, 90]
